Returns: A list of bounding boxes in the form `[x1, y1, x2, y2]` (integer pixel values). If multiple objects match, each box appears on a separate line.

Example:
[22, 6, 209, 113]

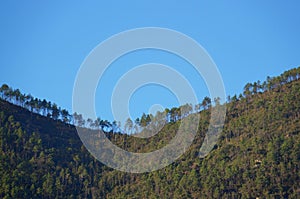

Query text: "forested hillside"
[0, 67, 300, 198]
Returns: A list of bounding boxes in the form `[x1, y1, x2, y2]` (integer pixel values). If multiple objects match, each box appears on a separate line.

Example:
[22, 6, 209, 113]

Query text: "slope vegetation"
[0, 67, 300, 198]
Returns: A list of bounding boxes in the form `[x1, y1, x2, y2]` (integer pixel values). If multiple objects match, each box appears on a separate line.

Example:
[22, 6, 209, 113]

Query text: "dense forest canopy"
[0, 66, 299, 198]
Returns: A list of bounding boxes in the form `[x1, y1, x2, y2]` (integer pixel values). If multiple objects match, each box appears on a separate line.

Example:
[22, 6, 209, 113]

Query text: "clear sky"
[1, 1, 300, 122]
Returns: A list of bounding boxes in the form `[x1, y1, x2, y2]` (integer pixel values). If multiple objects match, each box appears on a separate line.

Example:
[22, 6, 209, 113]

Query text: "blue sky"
[1, 1, 300, 122]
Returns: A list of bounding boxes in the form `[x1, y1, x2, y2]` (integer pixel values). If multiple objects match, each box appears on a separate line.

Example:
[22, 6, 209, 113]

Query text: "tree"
[13, 89, 21, 105]
[140, 113, 151, 127]
[202, 96, 211, 110]
[180, 103, 192, 118]
[0, 84, 9, 99]
[169, 107, 178, 122]
[51, 103, 60, 120]
[194, 103, 201, 113]
[61, 109, 70, 123]
[99, 120, 111, 132]
[86, 118, 93, 128]
[92, 117, 100, 130]
[111, 120, 119, 133]
[243, 83, 252, 97]
[73, 112, 85, 127]
[164, 108, 170, 122]
[214, 97, 221, 106]
[41, 99, 48, 116]
[124, 118, 133, 134]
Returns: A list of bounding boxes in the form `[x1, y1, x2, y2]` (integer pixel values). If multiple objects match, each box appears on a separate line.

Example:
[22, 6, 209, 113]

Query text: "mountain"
[0, 67, 300, 198]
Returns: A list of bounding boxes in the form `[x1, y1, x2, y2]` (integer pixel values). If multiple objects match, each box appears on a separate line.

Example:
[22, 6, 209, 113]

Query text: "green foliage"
[0, 66, 300, 198]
